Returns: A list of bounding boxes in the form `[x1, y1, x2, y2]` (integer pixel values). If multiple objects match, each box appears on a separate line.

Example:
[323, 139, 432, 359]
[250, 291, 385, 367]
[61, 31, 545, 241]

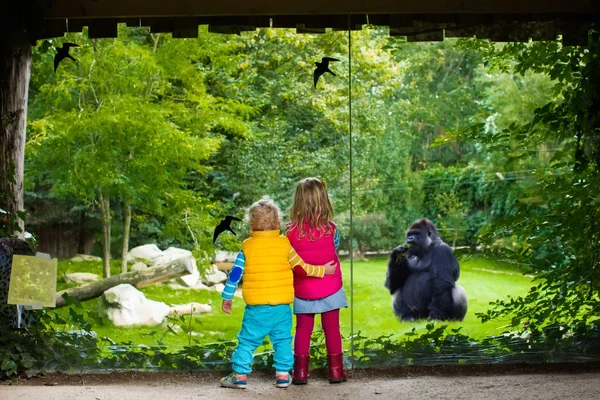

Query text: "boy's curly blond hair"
[247, 196, 281, 232]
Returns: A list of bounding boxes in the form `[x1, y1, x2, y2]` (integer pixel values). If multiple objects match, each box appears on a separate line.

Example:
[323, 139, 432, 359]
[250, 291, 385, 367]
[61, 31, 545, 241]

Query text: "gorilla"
[384, 218, 467, 321]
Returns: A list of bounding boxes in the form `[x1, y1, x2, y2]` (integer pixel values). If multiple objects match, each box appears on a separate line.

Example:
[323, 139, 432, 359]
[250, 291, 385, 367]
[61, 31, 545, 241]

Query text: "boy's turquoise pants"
[232, 304, 293, 374]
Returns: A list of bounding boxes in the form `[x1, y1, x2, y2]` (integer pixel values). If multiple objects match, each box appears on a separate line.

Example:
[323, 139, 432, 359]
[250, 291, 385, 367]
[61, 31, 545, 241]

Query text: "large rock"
[95, 284, 171, 327]
[155, 247, 192, 265]
[154, 247, 199, 287]
[70, 254, 102, 262]
[214, 261, 234, 271]
[63, 272, 100, 284]
[125, 244, 164, 265]
[213, 251, 237, 271]
[126, 245, 199, 287]
[179, 269, 200, 287]
[131, 262, 148, 272]
[168, 302, 212, 317]
[202, 264, 228, 285]
[212, 283, 225, 293]
[213, 250, 237, 263]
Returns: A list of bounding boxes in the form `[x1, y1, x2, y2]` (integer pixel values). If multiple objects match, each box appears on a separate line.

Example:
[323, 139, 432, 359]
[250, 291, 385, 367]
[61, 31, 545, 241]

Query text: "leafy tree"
[26, 26, 250, 274]
[200, 27, 407, 244]
[458, 34, 600, 332]
[434, 192, 467, 247]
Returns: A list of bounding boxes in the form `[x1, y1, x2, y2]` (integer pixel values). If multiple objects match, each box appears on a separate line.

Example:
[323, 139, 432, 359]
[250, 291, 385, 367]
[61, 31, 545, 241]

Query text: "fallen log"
[55, 258, 193, 308]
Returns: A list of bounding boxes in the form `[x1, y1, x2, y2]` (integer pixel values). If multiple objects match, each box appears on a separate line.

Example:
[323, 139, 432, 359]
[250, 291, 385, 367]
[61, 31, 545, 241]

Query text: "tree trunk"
[77, 210, 85, 254]
[55, 258, 192, 308]
[121, 197, 132, 274]
[99, 190, 111, 278]
[0, 26, 32, 238]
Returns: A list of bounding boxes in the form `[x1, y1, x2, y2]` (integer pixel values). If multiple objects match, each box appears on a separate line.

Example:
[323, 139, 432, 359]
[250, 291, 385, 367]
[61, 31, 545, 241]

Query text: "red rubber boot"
[292, 355, 309, 385]
[327, 353, 347, 383]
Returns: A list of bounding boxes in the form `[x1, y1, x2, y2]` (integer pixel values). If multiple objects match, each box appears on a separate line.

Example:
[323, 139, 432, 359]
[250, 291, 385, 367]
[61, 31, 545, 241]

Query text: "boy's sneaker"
[220, 373, 247, 389]
[275, 372, 292, 388]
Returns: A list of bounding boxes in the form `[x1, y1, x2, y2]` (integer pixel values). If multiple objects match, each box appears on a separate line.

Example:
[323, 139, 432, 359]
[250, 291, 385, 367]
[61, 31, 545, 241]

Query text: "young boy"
[220, 196, 335, 389]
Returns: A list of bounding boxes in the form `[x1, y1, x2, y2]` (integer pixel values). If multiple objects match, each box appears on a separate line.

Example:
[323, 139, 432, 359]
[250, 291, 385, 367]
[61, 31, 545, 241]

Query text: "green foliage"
[4, 306, 598, 378]
[0, 302, 101, 378]
[351, 321, 600, 367]
[26, 26, 254, 260]
[456, 33, 600, 331]
[25, 26, 568, 257]
[476, 169, 600, 329]
[434, 192, 467, 247]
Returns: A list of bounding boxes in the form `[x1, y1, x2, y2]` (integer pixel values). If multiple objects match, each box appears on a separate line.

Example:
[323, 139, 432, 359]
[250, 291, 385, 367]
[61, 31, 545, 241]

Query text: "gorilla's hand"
[393, 243, 410, 255]
[392, 243, 410, 263]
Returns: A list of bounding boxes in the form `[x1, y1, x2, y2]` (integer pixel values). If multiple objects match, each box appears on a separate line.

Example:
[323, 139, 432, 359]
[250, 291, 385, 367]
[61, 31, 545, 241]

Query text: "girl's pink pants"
[294, 309, 342, 355]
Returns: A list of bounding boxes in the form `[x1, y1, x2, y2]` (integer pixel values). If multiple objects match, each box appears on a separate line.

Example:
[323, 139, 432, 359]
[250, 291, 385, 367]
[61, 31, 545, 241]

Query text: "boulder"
[202, 264, 228, 285]
[168, 302, 212, 316]
[214, 261, 234, 271]
[131, 262, 148, 272]
[153, 247, 200, 287]
[95, 284, 170, 327]
[179, 269, 200, 287]
[212, 283, 225, 293]
[70, 254, 102, 262]
[125, 244, 164, 265]
[153, 247, 190, 265]
[63, 272, 100, 284]
[213, 250, 237, 263]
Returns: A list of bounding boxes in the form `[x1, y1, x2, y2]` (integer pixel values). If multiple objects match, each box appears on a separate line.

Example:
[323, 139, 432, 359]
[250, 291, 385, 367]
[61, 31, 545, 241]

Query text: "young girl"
[286, 178, 348, 384]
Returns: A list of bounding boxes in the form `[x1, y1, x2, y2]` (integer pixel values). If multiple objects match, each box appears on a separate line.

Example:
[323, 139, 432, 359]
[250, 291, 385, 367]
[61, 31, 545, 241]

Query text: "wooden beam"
[35, 19, 67, 40]
[142, 18, 174, 33]
[208, 16, 266, 34]
[40, 0, 599, 19]
[67, 18, 90, 32]
[88, 18, 119, 38]
[172, 17, 199, 38]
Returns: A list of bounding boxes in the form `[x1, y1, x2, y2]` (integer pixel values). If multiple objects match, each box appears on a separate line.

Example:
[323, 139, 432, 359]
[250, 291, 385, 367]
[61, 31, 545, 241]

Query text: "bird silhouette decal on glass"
[54, 43, 80, 72]
[213, 216, 243, 244]
[314, 57, 340, 88]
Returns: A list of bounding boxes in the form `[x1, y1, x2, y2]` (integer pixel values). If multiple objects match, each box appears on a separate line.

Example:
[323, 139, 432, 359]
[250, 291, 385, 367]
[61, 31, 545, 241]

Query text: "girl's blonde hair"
[247, 196, 281, 232]
[287, 177, 334, 240]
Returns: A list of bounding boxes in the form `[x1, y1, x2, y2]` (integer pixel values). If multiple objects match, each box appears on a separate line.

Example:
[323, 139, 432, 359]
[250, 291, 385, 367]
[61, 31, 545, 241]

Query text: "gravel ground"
[1, 364, 600, 400]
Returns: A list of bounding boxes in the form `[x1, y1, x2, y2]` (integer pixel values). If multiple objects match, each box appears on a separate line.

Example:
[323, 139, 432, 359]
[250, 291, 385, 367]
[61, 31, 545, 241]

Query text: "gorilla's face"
[405, 226, 432, 255]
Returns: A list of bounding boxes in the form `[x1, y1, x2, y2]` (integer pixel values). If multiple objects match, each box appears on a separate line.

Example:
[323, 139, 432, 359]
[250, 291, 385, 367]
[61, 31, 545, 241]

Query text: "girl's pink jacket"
[287, 221, 343, 300]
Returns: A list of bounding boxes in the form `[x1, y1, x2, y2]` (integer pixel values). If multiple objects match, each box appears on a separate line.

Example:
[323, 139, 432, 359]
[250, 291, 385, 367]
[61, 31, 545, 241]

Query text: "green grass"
[341, 256, 534, 342]
[56, 259, 243, 347]
[54, 256, 534, 349]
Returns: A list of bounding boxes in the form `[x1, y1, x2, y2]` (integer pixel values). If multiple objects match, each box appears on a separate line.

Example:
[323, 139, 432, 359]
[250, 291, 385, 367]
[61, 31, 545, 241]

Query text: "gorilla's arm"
[429, 243, 460, 294]
[384, 245, 410, 295]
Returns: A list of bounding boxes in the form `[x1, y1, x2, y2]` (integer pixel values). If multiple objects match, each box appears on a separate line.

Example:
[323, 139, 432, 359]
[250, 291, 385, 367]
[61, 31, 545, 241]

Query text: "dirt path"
[2, 367, 600, 400]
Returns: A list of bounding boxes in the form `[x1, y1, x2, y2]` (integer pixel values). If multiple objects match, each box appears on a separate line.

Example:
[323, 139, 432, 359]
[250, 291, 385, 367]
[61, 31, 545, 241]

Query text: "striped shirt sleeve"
[289, 248, 325, 278]
[221, 251, 245, 300]
[334, 228, 340, 249]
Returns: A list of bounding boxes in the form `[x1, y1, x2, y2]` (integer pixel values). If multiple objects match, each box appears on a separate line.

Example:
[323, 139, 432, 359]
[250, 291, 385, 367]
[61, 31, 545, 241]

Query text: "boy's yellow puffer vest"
[241, 230, 294, 305]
